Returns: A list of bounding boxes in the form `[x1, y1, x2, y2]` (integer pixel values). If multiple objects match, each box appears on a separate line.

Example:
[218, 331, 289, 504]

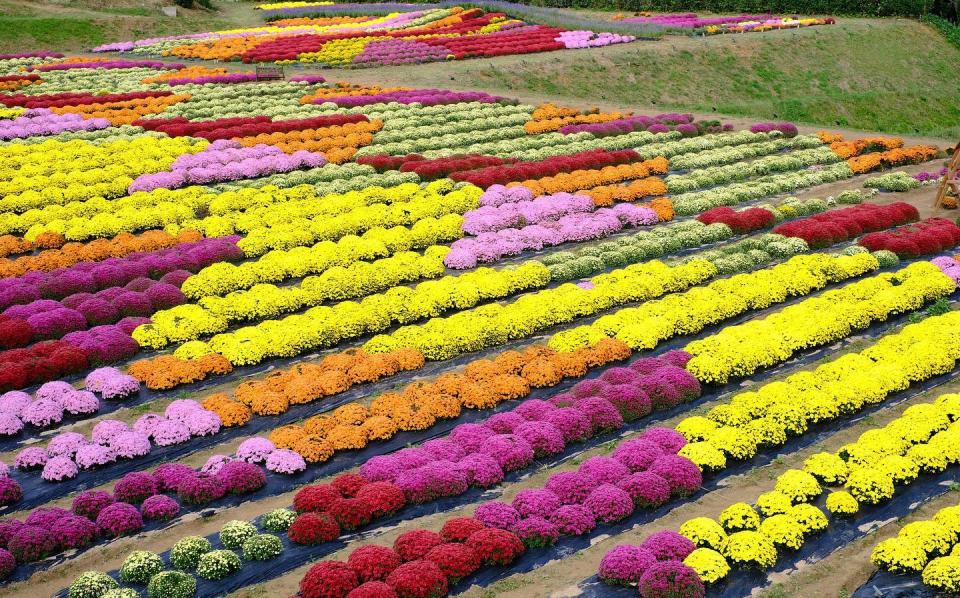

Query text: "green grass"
[437, 18, 960, 138]
[0, 16, 107, 50]
[98, 7, 153, 17]
[0, 1, 237, 53]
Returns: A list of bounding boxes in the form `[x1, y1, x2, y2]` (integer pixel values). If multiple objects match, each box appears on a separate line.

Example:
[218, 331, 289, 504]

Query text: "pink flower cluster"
[0, 109, 110, 140]
[749, 122, 798, 137]
[478, 185, 535, 207]
[599, 533, 702, 598]
[1, 275, 185, 348]
[623, 12, 768, 28]
[235, 440, 303, 476]
[462, 192, 596, 235]
[15, 400, 223, 483]
[30, 60, 184, 72]
[128, 140, 326, 192]
[932, 256, 960, 285]
[0, 381, 105, 435]
[289, 75, 326, 83]
[558, 113, 713, 137]
[556, 31, 636, 49]
[353, 39, 450, 66]
[0, 236, 241, 310]
[359, 351, 700, 513]
[445, 204, 659, 268]
[473, 425, 697, 548]
[84, 367, 140, 400]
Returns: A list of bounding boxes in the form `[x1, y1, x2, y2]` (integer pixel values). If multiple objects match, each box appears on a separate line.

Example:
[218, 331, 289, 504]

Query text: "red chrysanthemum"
[288, 512, 341, 546]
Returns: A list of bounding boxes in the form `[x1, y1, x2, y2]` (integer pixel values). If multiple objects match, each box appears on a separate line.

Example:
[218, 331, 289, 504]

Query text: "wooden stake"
[934, 144, 960, 210]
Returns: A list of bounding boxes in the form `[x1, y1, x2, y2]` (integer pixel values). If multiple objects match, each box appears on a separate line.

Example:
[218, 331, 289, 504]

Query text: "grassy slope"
[343, 17, 960, 139]
[0, 0, 239, 53]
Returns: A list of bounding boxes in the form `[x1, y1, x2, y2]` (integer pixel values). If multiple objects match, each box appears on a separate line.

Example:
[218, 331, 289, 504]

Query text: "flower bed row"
[859, 218, 960, 258]
[0, 136, 204, 213]
[671, 162, 855, 216]
[0, 229, 200, 279]
[0, 367, 137, 441]
[448, 149, 643, 188]
[870, 493, 960, 592]
[548, 251, 881, 353]
[772, 201, 920, 248]
[597, 312, 960, 595]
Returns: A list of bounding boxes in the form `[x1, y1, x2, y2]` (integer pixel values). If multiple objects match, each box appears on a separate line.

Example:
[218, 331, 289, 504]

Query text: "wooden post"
[934, 144, 960, 210]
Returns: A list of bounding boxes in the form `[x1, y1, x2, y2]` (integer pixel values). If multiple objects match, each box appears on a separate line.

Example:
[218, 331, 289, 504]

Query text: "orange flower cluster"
[0, 229, 200, 278]
[524, 103, 627, 134]
[128, 353, 233, 390]
[815, 131, 843, 144]
[0, 77, 40, 92]
[848, 144, 940, 174]
[232, 119, 383, 162]
[167, 35, 284, 61]
[417, 11, 469, 29]
[50, 94, 191, 125]
[141, 66, 231, 84]
[509, 156, 668, 196]
[646, 197, 674, 222]
[200, 348, 425, 426]
[584, 176, 668, 207]
[49, 56, 110, 65]
[202, 393, 253, 427]
[827, 135, 904, 159]
[300, 83, 408, 105]
[270, 15, 377, 27]
[273, 338, 631, 463]
[0, 232, 64, 259]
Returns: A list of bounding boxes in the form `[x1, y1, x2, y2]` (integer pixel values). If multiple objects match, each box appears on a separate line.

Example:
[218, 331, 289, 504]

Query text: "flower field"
[92, 3, 648, 68]
[0, 36, 955, 598]
[618, 12, 835, 35]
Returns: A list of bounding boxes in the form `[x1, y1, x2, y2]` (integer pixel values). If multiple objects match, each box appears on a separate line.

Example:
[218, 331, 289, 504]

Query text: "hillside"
[340, 17, 960, 139]
[0, 0, 244, 53]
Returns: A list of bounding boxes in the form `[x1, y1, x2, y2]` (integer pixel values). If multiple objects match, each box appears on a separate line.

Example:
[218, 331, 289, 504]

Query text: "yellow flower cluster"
[167, 260, 551, 366]
[362, 258, 714, 361]
[0, 137, 204, 214]
[7, 187, 214, 241]
[208, 180, 477, 258]
[922, 554, 960, 593]
[677, 386, 960, 586]
[871, 497, 960, 589]
[683, 548, 730, 584]
[684, 261, 956, 384]
[182, 235, 391, 300]
[137, 248, 446, 348]
[549, 252, 879, 353]
[677, 312, 960, 477]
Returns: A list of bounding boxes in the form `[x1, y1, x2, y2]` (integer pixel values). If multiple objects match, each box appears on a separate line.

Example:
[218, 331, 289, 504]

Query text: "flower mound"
[289, 512, 340, 546]
[385, 560, 448, 598]
[300, 561, 359, 598]
[638, 560, 705, 598]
